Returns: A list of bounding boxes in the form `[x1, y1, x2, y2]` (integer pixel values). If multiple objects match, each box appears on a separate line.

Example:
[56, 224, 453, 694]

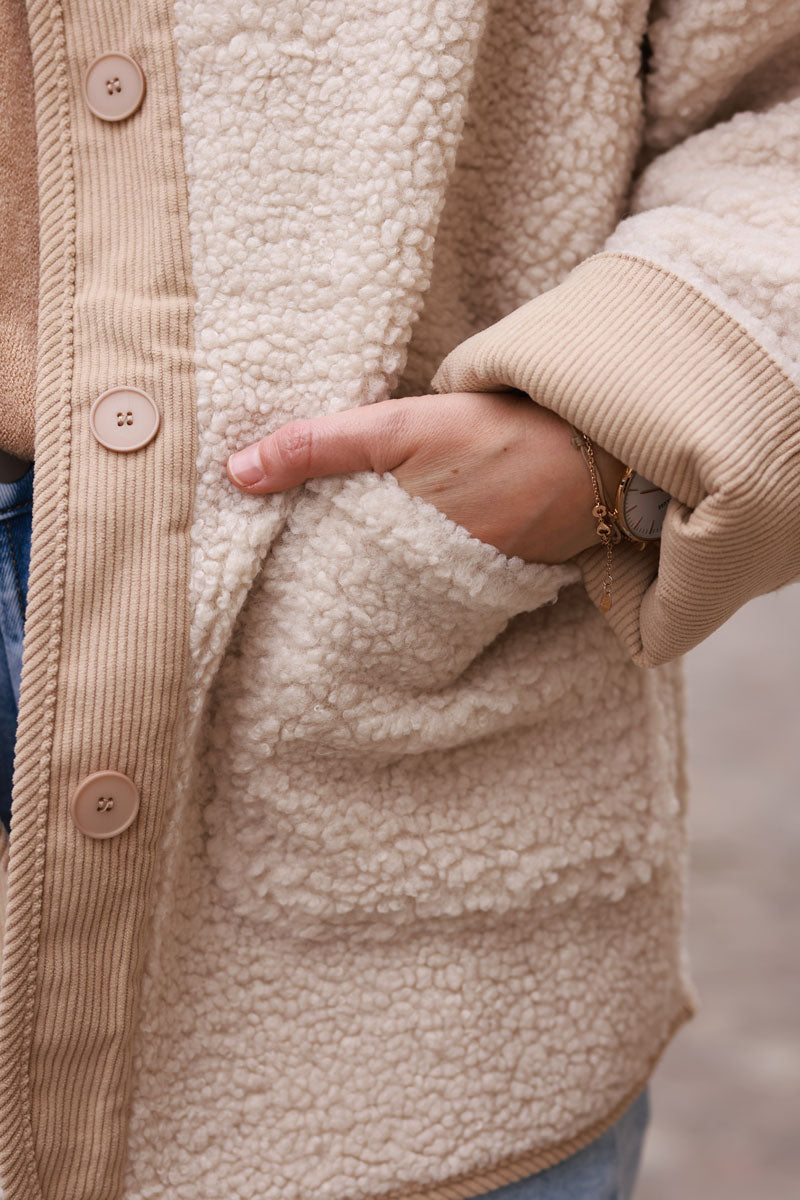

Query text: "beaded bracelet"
[569, 427, 622, 613]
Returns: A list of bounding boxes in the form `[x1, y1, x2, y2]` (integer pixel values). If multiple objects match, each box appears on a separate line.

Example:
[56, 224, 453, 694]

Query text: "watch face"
[622, 473, 671, 541]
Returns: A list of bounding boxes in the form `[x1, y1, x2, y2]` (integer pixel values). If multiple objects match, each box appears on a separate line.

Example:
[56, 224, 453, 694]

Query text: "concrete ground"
[636, 583, 800, 1200]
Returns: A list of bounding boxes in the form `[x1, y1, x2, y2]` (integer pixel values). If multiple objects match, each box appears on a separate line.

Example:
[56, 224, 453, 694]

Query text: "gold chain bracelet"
[570, 427, 621, 613]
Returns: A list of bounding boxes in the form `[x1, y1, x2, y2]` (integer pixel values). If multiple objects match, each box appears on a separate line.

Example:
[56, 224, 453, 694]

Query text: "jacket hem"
[356, 996, 695, 1200]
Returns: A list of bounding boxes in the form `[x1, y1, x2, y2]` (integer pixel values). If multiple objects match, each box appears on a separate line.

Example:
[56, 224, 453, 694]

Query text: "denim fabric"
[0, 462, 34, 835]
[473, 1088, 650, 1200]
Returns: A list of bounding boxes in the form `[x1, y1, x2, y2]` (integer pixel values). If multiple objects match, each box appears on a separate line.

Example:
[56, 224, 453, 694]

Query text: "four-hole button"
[83, 52, 146, 122]
[90, 386, 160, 452]
[70, 770, 140, 839]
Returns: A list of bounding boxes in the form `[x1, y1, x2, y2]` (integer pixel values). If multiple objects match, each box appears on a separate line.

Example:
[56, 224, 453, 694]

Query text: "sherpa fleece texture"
[0, 1, 798, 1199]
[123, 2, 688, 1197]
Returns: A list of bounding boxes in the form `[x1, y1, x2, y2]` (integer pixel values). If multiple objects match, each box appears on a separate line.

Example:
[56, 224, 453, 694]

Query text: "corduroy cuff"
[430, 252, 800, 666]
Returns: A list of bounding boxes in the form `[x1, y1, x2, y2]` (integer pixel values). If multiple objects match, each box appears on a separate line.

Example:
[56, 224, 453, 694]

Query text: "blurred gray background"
[637, 583, 800, 1200]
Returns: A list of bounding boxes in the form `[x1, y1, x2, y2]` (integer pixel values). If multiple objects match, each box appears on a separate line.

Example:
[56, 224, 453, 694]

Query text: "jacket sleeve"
[429, 3, 800, 668]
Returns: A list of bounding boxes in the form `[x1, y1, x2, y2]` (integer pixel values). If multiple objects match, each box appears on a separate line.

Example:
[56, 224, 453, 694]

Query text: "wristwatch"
[609, 468, 671, 546]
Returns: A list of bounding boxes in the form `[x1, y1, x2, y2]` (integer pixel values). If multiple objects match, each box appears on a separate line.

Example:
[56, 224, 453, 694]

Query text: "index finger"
[226, 399, 415, 494]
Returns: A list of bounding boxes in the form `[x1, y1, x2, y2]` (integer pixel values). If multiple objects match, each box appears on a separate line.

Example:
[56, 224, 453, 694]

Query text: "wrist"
[593, 443, 627, 512]
[568, 426, 628, 612]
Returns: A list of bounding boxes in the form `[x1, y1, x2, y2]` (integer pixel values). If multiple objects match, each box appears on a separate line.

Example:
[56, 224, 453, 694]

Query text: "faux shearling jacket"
[1, 1, 799, 1198]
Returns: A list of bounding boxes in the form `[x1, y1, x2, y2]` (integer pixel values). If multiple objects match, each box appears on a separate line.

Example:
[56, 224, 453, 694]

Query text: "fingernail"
[228, 442, 265, 486]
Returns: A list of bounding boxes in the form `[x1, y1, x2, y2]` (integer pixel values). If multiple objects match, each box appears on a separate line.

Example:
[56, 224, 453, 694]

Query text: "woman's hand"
[226, 391, 625, 565]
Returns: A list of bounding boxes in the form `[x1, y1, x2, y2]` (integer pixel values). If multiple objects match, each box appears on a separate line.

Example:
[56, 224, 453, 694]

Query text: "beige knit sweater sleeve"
[0, 0, 38, 461]
[430, 2, 800, 668]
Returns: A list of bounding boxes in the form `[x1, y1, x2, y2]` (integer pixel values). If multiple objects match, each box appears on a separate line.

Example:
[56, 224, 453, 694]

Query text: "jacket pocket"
[201, 470, 598, 931]
[248, 469, 580, 703]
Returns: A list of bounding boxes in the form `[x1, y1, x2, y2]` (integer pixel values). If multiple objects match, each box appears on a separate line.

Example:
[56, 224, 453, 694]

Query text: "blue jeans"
[0, 462, 34, 834]
[474, 1089, 650, 1200]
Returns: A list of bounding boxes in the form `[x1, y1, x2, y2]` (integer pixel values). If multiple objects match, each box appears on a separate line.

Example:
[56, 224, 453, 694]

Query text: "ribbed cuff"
[430, 252, 800, 666]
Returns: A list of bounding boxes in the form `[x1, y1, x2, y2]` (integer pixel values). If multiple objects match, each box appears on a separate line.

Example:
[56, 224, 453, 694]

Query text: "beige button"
[83, 52, 146, 122]
[90, 386, 160, 452]
[70, 770, 140, 839]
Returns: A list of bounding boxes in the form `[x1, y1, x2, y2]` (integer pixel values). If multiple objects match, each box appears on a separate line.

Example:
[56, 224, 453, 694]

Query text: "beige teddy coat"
[0, 1, 798, 1198]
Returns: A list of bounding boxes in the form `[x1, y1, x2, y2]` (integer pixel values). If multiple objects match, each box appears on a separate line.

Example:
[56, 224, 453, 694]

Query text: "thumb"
[226, 400, 417, 494]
